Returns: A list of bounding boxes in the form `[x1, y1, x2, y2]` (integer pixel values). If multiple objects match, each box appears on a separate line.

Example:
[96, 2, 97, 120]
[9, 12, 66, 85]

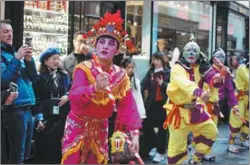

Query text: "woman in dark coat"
[32, 48, 70, 164]
[141, 52, 170, 163]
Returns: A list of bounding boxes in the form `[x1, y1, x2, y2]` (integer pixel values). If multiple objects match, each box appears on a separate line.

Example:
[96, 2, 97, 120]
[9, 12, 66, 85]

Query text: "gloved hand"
[193, 88, 203, 97]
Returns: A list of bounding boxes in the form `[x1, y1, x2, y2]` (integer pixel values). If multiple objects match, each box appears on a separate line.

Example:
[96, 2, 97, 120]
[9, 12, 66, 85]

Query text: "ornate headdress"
[83, 10, 135, 54]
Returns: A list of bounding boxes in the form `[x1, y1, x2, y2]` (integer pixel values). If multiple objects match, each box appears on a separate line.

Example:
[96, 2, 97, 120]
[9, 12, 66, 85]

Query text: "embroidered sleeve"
[69, 68, 96, 106]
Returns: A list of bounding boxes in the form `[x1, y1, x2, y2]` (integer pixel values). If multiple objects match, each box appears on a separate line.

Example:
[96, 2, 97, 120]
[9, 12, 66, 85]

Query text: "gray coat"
[60, 53, 78, 79]
[60, 52, 92, 79]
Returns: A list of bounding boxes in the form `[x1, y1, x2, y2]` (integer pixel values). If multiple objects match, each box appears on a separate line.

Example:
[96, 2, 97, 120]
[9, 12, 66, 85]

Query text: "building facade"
[125, 1, 249, 80]
[1, 1, 249, 80]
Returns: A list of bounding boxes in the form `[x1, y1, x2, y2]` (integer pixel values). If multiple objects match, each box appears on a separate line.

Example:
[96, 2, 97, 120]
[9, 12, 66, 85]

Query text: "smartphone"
[9, 82, 18, 92]
[25, 37, 32, 46]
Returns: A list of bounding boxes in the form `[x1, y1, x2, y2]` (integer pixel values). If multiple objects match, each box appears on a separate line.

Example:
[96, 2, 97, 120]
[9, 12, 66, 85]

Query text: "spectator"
[141, 52, 170, 163]
[1, 19, 37, 164]
[32, 47, 71, 163]
[121, 57, 147, 120]
[60, 31, 92, 80]
[229, 55, 239, 83]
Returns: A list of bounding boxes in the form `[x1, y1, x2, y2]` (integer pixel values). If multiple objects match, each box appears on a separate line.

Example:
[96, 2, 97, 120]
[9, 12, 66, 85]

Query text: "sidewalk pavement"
[143, 124, 249, 164]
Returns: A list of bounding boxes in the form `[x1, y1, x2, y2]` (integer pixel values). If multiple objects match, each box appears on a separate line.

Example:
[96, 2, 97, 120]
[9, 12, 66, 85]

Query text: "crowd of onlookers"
[1, 18, 248, 164]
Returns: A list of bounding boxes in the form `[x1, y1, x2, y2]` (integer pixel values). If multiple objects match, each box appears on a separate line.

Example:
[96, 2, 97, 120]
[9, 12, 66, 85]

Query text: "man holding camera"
[61, 31, 92, 80]
[1, 19, 38, 164]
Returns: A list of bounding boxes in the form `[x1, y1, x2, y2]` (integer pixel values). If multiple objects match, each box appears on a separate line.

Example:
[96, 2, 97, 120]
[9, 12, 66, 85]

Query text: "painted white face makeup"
[95, 37, 119, 60]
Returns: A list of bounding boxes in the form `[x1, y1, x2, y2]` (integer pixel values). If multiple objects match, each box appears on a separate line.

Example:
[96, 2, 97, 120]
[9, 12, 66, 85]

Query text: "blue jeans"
[7, 108, 34, 164]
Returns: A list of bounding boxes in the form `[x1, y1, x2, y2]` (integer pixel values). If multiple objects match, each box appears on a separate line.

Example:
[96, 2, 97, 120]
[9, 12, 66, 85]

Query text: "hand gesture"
[80, 43, 90, 52]
[24, 46, 33, 62]
[96, 73, 110, 91]
[4, 92, 18, 105]
[156, 75, 164, 86]
[36, 121, 46, 131]
[15, 45, 32, 60]
[58, 95, 69, 107]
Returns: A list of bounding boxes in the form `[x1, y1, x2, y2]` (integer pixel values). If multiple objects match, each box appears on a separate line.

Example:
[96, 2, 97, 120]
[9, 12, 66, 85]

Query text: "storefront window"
[125, 1, 143, 55]
[74, 2, 81, 32]
[152, 1, 212, 55]
[23, 1, 69, 64]
[227, 11, 246, 50]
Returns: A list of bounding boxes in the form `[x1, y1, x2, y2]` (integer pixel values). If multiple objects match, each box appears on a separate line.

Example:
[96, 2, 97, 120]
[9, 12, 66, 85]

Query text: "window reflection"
[152, 1, 212, 55]
[125, 1, 143, 55]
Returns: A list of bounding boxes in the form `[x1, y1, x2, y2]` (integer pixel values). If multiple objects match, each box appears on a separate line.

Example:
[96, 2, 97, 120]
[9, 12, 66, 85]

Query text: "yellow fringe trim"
[90, 140, 108, 164]
[74, 63, 131, 106]
[73, 62, 95, 84]
[61, 140, 84, 164]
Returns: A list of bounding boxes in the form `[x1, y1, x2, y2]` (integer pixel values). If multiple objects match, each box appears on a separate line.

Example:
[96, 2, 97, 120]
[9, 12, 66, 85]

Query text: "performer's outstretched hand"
[96, 73, 110, 91]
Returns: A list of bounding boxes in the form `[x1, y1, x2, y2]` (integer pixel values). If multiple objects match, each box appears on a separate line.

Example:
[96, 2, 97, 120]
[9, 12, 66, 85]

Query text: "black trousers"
[219, 98, 230, 124]
[34, 117, 66, 164]
[143, 100, 168, 155]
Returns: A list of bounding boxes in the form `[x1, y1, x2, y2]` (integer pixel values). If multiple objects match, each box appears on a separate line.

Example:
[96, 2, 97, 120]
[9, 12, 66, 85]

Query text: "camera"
[9, 82, 18, 92]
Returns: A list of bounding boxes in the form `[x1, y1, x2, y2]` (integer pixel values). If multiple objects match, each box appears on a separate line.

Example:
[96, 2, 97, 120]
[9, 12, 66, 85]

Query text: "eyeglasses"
[75, 40, 87, 44]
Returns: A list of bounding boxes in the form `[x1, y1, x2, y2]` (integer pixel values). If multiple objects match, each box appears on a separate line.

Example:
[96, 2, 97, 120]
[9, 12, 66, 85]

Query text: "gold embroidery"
[90, 140, 108, 164]
[61, 140, 84, 164]
[75, 61, 131, 106]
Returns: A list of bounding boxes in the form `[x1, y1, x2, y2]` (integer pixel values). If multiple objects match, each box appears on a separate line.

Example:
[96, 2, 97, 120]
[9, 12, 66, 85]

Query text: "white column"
[212, 3, 217, 58]
[141, 1, 151, 59]
[0, 1, 5, 20]
[133, 1, 151, 81]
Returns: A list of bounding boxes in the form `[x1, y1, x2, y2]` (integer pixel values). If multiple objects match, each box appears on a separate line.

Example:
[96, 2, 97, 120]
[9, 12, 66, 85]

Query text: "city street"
[143, 124, 249, 164]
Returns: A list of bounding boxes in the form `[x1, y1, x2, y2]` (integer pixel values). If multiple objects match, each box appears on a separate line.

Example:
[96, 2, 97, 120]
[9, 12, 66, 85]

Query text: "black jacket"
[32, 69, 71, 119]
[141, 67, 170, 112]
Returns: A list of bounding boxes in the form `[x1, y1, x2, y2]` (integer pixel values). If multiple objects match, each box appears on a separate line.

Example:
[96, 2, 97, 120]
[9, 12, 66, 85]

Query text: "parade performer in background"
[197, 48, 237, 161]
[228, 54, 249, 153]
[206, 48, 238, 127]
[163, 36, 223, 164]
[61, 10, 142, 164]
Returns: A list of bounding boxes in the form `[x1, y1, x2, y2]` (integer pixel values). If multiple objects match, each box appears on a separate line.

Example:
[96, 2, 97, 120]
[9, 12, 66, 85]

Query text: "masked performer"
[163, 38, 223, 164]
[228, 54, 249, 153]
[61, 10, 141, 164]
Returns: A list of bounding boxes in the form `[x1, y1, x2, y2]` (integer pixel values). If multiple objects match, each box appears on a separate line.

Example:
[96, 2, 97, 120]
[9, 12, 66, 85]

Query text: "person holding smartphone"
[32, 47, 71, 164]
[140, 52, 170, 163]
[1, 19, 38, 164]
